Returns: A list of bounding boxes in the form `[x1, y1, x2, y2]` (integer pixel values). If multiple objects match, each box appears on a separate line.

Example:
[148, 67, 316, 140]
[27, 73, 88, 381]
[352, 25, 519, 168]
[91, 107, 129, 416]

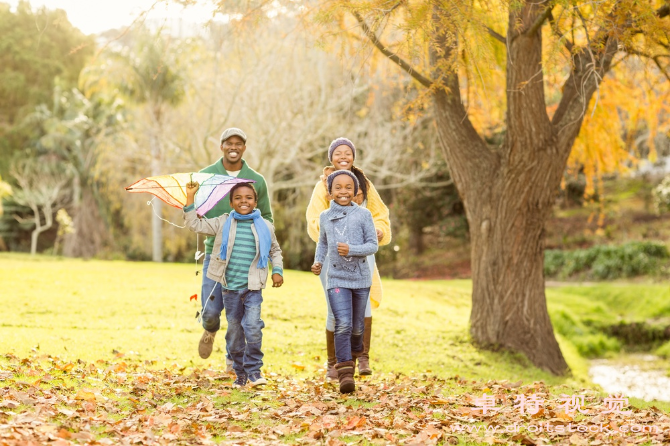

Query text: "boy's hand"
[376, 229, 384, 242]
[337, 243, 349, 256]
[311, 263, 322, 275]
[272, 273, 283, 287]
[185, 181, 199, 198]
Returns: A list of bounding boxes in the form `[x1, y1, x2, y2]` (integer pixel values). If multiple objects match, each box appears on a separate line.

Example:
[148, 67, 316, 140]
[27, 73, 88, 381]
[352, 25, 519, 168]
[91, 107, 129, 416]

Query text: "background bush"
[544, 241, 669, 280]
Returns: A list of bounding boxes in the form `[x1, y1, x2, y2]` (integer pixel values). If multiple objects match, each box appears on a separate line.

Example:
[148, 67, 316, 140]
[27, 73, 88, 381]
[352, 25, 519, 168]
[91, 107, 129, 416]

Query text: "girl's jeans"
[223, 288, 265, 377]
[319, 253, 373, 331]
[327, 286, 370, 363]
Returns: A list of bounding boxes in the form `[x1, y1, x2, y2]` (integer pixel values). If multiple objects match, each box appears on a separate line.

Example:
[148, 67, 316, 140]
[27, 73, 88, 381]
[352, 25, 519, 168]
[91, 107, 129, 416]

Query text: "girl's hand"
[337, 243, 350, 256]
[311, 263, 322, 275]
[376, 229, 383, 242]
[272, 273, 283, 287]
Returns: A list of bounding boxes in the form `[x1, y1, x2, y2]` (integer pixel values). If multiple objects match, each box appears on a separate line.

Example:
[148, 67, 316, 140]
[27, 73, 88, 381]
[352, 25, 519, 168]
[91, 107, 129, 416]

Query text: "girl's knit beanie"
[328, 137, 356, 162]
[327, 170, 359, 197]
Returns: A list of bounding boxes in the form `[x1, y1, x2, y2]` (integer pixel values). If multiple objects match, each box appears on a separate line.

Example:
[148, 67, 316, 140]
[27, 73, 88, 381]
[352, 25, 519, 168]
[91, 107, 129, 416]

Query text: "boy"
[184, 181, 283, 387]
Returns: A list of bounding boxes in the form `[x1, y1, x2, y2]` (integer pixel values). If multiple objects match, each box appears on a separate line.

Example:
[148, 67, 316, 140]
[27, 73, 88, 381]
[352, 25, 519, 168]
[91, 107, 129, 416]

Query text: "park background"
[2, 0, 670, 444]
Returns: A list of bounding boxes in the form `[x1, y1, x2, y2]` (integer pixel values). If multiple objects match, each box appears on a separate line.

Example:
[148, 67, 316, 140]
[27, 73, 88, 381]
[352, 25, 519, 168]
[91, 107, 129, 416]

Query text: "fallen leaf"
[74, 389, 96, 402]
[569, 434, 588, 445]
[291, 362, 305, 370]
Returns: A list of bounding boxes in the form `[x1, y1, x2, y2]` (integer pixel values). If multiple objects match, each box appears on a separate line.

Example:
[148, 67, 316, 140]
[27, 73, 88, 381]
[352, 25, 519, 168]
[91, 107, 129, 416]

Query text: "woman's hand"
[272, 273, 284, 287]
[376, 229, 383, 242]
[337, 243, 350, 256]
[311, 263, 322, 275]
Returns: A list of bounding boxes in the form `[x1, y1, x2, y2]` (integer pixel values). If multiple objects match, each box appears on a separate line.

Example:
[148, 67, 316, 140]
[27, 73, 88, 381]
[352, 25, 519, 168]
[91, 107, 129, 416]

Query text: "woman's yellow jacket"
[306, 166, 392, 308]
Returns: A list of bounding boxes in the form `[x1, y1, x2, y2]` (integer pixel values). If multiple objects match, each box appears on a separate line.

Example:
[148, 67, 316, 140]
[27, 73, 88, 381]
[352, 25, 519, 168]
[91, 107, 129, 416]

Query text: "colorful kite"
[125, 173, 255, 216]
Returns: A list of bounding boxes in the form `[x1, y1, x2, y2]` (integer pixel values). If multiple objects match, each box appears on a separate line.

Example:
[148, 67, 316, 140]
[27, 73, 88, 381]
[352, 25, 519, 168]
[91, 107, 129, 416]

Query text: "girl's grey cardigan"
[315, 201, 378, 290]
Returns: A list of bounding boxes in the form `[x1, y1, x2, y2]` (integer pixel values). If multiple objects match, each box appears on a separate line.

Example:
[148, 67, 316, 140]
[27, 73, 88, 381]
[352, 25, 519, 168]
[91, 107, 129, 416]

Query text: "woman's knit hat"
[326, 170, 359, 197]
[328, 137, 356, 162]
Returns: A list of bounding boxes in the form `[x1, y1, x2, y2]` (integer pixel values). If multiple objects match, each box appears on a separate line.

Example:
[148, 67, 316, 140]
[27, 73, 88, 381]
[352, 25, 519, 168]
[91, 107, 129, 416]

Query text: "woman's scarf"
[219, 209, 271, 268]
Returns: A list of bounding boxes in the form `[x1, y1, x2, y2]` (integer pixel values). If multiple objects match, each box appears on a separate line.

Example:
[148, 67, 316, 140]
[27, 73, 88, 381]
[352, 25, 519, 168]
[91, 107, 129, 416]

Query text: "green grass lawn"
[3, 253, 670, 445]
[0, 253, 585, 386]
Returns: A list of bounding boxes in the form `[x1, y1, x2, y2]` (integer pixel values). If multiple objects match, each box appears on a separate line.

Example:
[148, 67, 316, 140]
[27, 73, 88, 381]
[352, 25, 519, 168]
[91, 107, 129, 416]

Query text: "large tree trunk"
[464, 142, 569, 375]
[352, 0, 628, 374]
[429, 1, 572, 374]
[433, 87, 569, 374]
[428, 0, 621, 374]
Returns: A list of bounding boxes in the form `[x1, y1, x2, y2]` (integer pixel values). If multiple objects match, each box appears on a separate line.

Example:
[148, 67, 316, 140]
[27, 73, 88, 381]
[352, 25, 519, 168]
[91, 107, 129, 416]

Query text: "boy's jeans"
[201, 254, 224, 331]
[223, 288, 265, 376]
[201, 254, 232, 361]
[327, 287, 370, 363]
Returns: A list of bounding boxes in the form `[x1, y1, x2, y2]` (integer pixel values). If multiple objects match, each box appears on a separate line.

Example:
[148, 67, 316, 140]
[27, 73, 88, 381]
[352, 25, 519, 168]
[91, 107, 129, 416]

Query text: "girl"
[311, 170, 378, 393]
[305, 137, 392, 379]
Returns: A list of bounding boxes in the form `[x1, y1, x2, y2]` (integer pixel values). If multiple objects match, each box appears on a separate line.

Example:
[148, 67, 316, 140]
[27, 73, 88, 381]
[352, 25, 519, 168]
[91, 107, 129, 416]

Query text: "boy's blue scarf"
[219, 209, 271, 269]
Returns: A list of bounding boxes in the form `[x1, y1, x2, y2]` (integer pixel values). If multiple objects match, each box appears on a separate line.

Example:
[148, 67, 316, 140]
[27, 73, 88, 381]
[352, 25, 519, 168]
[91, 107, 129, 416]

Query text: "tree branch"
[525, 2, 555, 36]
[631, 2, 670, 34]
[552, 8, 622, 155]
[548, 10, 574, 52]
[351, 11, 434, 88]
[487, 27, 507, 45]
[626, 48, 670, 82]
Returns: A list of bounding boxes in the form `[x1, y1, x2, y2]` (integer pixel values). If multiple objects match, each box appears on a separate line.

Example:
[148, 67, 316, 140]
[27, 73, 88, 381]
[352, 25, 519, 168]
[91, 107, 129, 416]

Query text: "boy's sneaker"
[198, 330, 216, 359]
[233, 374, 247, 388]
[225, 357, 234, 373]
[248, 373, 267, 387]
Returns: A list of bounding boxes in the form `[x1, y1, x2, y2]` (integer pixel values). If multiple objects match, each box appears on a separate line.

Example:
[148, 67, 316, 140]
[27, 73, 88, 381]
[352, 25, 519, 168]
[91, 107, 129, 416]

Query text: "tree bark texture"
[427, 1, 620, 374]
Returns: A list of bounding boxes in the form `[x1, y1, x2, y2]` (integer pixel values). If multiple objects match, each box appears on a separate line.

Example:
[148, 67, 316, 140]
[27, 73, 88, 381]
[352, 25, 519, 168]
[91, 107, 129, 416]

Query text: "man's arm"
[256, 177, 274, 223]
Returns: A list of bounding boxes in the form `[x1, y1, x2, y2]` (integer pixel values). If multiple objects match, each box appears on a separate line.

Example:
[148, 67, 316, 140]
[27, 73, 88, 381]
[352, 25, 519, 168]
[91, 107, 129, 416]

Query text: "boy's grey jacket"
[315, 201, 378, 290]
[183, 208, 283, 290]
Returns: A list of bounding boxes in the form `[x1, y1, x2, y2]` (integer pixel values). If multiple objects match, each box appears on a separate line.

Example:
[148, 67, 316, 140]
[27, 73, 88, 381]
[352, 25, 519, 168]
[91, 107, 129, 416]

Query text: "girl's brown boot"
[335, 361, 356, 393]
[357, 317, 373, 375]
[326, 330, 338, 380]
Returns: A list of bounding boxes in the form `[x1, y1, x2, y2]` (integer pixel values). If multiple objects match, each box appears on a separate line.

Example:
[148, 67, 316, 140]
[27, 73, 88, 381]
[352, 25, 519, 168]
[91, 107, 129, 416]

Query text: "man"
[197, 128, 273, 369]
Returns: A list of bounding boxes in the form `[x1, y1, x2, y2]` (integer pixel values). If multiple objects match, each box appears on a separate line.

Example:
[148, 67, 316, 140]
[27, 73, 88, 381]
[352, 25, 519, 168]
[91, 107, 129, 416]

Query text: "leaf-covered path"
[1, 354, 669, 445]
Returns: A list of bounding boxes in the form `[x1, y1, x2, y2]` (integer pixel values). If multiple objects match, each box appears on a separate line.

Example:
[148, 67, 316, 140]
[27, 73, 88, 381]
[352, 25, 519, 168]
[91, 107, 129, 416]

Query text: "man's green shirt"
[199, 158, 273, 254]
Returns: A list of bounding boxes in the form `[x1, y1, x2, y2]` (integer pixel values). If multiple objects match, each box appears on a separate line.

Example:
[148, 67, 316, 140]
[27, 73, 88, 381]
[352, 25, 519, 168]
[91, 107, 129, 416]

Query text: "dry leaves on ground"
[1, 353, 669, 445]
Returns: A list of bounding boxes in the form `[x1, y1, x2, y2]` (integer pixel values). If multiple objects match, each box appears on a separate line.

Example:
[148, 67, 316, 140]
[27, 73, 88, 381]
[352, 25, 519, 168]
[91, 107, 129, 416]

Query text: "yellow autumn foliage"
[315, 0, 670, 194]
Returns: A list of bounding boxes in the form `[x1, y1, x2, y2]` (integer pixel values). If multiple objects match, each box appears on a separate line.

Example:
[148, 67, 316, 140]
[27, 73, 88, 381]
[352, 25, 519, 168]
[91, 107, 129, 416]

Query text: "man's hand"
[337, 243, 350, 256]
[311, 263, 322, 275]
[376, 229, 383, 242]
[272, 273, 283, 287]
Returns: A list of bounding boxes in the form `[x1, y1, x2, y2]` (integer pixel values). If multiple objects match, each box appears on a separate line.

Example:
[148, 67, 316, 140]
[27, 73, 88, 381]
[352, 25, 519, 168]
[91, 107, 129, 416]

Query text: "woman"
[306, 137, 392, 379]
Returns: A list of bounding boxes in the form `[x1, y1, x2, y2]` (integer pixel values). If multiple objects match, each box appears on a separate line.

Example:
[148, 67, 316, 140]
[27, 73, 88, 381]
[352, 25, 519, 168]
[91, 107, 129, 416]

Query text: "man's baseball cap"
[220, 127, 247, 143]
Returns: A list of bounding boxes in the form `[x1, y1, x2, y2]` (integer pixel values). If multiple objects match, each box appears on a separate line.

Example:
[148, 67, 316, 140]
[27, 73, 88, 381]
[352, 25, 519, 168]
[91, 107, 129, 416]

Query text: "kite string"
[144, 198, 213, 324]
[195, 233, 201, 322]
[147, 199, 185, 228]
